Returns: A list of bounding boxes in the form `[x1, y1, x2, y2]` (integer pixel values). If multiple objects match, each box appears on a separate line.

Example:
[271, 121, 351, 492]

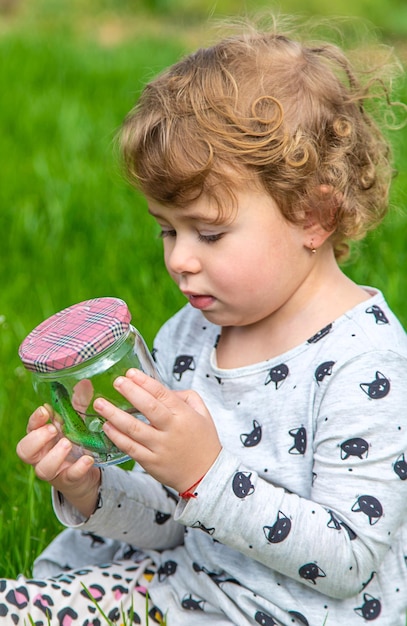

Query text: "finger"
[102, 418, 155, 464]
[16, 422, 59, 464]
[93, 379, 165, 429]
[94, 396, 154, 450]
[126, 368, 170, 400]
[174, 389, 209, 416]
[63, 454, 95, 484]
[33, 437, 74, 482]
[72, 379, 94, 413]
[114, 369, 180, 427]
[26, 405, 53, 434]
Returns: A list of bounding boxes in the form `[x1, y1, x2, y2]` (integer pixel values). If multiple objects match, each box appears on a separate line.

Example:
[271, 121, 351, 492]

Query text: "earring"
[310, 242, 317, 254]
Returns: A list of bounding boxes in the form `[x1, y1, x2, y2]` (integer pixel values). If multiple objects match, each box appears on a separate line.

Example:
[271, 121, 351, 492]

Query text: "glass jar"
[19, 297, 159, 466]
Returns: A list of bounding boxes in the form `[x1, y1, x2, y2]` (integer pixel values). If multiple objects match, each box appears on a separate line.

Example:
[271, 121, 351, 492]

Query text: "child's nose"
[166, 238, 201, 275]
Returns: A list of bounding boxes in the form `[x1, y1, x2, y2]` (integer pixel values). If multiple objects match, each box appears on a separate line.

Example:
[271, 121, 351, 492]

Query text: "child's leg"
[0, 558, 163, 625]
[33, 527, 125, 578]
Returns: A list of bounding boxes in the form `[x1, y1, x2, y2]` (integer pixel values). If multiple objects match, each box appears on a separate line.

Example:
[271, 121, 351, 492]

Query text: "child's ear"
[303, 220, 335, 250]
[303, 184, 340, 250]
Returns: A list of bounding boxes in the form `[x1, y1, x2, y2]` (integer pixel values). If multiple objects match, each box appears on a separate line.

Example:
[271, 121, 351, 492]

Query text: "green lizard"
[50, 381, 116, 456]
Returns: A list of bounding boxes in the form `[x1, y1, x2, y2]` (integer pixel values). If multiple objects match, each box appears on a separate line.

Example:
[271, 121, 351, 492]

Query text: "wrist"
[178, 473, 206, 499]
[177, 446, 222, 498]
[62, 467, 102, 518]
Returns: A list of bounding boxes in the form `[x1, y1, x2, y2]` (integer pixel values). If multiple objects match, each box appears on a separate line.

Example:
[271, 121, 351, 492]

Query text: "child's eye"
[197, 232, 224, 243]
[158, 229, 176, 239]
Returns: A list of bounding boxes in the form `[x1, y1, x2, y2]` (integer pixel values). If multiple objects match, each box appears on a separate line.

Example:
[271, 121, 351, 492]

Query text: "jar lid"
[19, 297, 131, 373]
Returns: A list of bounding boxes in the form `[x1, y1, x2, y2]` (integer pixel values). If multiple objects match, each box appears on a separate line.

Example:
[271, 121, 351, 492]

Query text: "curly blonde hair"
[120, 17, 404, 259]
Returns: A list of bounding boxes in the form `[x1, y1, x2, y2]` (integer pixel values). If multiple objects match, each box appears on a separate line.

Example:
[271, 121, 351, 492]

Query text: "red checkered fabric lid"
[19, 297, 131, 373]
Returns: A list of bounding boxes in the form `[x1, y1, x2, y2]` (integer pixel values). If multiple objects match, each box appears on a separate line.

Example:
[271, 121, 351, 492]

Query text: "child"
[8, 15, 407, 626]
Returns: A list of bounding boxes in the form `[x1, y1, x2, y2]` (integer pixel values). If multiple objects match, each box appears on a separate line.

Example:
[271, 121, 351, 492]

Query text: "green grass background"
[0, 0, 406, 588]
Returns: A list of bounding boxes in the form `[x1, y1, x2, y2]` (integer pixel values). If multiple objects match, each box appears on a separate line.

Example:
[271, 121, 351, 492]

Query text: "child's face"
[148, 187, 316, 329]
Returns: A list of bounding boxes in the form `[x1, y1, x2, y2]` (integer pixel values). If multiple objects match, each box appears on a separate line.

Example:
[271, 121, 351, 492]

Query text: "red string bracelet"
[178, 474, 206, 499]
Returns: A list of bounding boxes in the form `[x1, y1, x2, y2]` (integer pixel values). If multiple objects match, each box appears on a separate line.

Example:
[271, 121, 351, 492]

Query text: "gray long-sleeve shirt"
[53, 288, 407, 625]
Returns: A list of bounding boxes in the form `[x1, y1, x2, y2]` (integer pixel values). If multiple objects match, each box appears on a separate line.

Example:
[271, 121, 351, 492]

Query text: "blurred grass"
[0, 0, 406, 579]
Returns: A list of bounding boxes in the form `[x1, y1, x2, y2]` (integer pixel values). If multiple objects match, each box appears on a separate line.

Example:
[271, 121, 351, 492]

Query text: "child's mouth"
[188, 294, 215, 310]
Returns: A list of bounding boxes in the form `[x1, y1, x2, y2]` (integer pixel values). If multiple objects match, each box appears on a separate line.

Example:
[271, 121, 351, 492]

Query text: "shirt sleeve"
[53, 464, 185, 550]
[174, 350, 407, 599]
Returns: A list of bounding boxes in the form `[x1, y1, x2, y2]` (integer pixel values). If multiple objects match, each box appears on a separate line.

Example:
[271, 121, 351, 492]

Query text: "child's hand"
[16, 404, 101, 518]
[94, 369, 222, 494]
